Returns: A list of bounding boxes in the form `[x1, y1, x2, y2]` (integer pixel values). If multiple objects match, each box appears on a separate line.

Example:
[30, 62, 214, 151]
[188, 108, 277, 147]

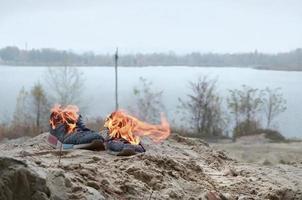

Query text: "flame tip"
[49, 104, 79, 134]
[105, 109, 170, 145]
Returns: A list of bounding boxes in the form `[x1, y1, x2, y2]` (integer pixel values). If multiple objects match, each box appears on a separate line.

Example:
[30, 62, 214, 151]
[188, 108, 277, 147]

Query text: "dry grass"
[0, 123, 43, 140]
[212, 142, 302, 165]
[0, 116, 105, 141]
[85, 117, 105, 131]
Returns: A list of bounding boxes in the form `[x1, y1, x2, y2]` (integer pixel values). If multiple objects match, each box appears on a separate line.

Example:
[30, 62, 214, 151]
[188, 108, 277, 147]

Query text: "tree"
[228, 85, 262, 122]
[46, 67, 85, 107]
[178, 76, 226, 138]
[239, 86, 262, 125]
[9, 85, 49, 138]
[262, 87, 286, 129]
[227, 85, 263, 138]
[0, 46, 20, 62]
[30, 82, 49, 130]
[12, 87, 32, 126]
[227, 89, 241, 131]
[130, 77, 165, 123]
[10, 87, 34, 138]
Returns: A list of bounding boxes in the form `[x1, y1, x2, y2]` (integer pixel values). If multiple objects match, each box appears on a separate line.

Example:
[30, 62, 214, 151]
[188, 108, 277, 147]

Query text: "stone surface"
[0, 157, 50, 200]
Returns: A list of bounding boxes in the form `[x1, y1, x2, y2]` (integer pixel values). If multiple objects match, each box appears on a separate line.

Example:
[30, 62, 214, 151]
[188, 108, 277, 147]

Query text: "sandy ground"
[212, 140, 302, 165]
[0, 133, 302, 200]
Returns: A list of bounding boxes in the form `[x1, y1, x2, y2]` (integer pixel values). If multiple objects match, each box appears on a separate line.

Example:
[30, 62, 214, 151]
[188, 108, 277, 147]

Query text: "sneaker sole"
[46, 133, 105, 151]
[107, 148, 137, 156]
[76, 140, 105, 151]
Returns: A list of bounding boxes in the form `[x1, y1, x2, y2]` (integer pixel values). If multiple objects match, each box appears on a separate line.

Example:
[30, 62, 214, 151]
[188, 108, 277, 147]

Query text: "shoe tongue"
[76, 115, 91, 131]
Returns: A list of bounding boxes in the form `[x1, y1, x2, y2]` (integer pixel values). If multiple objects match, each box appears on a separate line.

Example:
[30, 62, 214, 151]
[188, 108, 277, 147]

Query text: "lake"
[0, 66, 301, 138]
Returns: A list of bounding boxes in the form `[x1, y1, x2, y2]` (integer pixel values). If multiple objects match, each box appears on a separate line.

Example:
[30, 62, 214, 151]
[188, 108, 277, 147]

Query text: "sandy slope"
[0, 133, 301, 200]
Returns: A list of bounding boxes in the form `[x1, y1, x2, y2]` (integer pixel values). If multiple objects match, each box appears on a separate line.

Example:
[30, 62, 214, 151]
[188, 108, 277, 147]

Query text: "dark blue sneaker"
[47, 115, 105, 151]
[76, 114, 91, 131]
[101, 129, 145, 156]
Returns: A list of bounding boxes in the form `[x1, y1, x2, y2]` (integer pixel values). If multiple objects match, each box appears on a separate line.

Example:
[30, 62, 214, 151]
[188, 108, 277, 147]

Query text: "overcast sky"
[0, 0, 301, 54]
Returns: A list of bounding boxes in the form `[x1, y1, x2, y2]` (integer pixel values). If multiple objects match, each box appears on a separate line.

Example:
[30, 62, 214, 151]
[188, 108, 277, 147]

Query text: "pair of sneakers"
[47, 115, 145, 156]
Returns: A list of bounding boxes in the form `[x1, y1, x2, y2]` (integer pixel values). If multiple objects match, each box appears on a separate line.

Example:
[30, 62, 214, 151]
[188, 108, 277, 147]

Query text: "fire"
[49, 104, 79, 134]
[104, 110, 170, 145]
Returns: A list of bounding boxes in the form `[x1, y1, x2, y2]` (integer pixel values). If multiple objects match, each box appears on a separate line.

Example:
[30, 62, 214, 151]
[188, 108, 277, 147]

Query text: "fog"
[1, 1, 302, 196]
[0, 1, 301, 139]
[0, 0, 302, 53]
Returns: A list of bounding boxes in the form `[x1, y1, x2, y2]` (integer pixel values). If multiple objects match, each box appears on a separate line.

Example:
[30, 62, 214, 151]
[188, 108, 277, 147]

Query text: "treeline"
[0, 46, 301, 70]
[175, 77, 287, 141]
[0, 67, 103, 140]
[0, 67, 287, 142]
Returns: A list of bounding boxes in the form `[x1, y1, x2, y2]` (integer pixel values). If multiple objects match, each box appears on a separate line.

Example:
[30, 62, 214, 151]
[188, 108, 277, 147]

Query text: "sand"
[0, 133, 301, 200]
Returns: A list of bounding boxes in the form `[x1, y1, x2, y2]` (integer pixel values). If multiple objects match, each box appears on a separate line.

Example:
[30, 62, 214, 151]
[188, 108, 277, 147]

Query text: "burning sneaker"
[47, 104, 105, 150]
[103, 110, 170, 156]
[101, 129, 145, 156]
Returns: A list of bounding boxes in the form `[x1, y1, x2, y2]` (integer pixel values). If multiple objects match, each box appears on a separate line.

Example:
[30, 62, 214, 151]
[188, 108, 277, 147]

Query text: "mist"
[0, 0, 302, 54]
[1, 1, 302, 198]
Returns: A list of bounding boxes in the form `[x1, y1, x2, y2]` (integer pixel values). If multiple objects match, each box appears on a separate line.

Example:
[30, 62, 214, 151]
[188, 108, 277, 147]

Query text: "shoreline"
[0, 64, 301, 72]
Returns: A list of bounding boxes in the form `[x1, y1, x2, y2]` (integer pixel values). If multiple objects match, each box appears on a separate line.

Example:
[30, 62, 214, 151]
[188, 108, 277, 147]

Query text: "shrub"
[233, 120, 260, 138]
[253, 128, 285, 142]
[178, 76, 227, 138]
[233, 120, 285, 142]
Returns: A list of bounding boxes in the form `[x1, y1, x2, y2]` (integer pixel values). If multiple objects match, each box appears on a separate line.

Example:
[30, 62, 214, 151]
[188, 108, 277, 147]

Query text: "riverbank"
[0, 133, 302, 199]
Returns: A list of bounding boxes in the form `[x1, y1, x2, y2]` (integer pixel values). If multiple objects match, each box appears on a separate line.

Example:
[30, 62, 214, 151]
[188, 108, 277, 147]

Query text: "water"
[0, 66, 301, 138]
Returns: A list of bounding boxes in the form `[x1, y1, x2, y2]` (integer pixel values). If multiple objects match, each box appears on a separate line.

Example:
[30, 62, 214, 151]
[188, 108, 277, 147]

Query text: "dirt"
[213, 140, 302, 166]
[0, 133, 301, 200]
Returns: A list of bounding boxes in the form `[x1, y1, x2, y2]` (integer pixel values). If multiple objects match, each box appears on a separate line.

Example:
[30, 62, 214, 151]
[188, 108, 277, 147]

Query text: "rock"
[85, 187, 105, 200]
[46, 169, 69, 200]
[264, 188, 297, 200]
[92, 156, 101, 161]
[86, 181, 100, 190]
[223, 167, 238, 177]
[200, 191, 226, 200]
[71, 185, 83, 193]
[65, 178, 72, 188]
[19, 150, 31, 157]
[0, 157, 50, 200]
[31, 191, 50, 200]
[238, 195, 254, 200]
[35, 160, 42, 165]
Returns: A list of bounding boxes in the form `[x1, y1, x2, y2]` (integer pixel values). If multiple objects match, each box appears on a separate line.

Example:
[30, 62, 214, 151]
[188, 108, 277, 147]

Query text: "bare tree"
[239, 86, 262, 124]
[30, 82, 49, 130]
[12, 87, 33, 126]
[262, 87, 286, 129]
[11, 85, 49, 137]
[46, 67, 85, 106]
[230, 86, 262, 122]
[10, 87, 35, 138]
[227, 89, 241, 130]
[130, 77, 165, 123]
[227, 85, 263, 138]
[178, 76, 226, 138]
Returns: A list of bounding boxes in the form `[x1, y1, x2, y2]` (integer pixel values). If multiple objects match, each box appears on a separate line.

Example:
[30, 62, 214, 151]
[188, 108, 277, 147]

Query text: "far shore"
[0, 64, 301, 71]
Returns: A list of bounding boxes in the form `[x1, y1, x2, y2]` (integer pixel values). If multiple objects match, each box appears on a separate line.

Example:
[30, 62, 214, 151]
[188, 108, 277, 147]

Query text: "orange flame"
[49, 104, 79, 134]
[104, 110, 170, 145]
